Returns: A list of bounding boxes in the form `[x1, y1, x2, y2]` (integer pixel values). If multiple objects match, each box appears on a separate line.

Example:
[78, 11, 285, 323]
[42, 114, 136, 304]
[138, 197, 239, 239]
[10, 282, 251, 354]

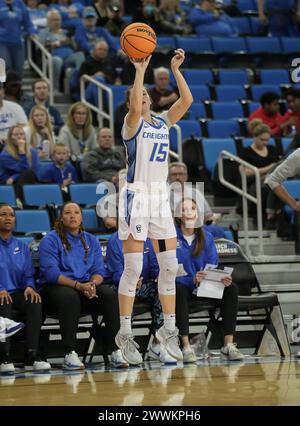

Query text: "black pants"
[175, 283, 238, 337]
[14, 169, 38, 200]
[0, 290, 43, 361]
[42, 284, 120, 354]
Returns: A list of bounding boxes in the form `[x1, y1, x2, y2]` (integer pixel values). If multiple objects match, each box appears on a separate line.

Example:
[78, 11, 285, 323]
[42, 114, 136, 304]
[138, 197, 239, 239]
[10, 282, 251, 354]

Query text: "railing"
[80, 75, 114, 136]
[79, 75, 183, 160]
[27, 37, 54, 104]
[218, 150, 264, 257]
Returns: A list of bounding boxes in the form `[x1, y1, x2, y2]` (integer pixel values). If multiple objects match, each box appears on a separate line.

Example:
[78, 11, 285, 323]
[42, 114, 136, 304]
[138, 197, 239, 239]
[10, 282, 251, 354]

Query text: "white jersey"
[121, 111, 170, 193]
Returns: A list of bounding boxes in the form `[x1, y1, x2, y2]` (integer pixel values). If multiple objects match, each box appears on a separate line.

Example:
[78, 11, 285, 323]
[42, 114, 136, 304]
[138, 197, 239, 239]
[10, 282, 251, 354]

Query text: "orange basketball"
[120, 22, 157, 59]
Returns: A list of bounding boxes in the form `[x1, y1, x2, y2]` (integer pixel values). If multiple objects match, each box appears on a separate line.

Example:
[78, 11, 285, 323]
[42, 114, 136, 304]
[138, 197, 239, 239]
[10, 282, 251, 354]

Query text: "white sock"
[120, 315, 132, 335]
[163, 313, 176, 332]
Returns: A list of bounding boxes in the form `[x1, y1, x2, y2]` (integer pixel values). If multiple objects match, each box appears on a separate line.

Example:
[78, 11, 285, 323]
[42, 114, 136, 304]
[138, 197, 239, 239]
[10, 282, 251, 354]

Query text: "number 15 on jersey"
[149, 143, 168, 162]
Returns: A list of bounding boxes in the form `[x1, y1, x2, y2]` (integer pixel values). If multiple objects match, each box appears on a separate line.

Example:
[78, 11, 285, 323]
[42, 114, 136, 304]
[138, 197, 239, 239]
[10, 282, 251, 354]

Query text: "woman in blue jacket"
[106, 231, 177, 364]
[0, 0, 36, 77]
[0, 125, 40, 200]
[175, 197, 244, 363]
[0, 203, 51, 373]
[39, 202, 125, 369]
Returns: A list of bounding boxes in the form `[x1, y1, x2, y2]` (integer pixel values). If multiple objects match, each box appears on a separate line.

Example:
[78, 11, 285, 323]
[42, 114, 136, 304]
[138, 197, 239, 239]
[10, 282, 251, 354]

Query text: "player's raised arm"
[126, 56, 152, 129]
[167, 49, 193, 126]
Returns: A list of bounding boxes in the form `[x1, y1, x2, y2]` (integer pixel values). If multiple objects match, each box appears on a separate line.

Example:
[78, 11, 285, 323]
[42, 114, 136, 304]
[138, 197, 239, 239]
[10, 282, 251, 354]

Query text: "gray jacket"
[265, 148, 300, 190]
[58, 125, 97, 158]
[82, 147, 126, 182]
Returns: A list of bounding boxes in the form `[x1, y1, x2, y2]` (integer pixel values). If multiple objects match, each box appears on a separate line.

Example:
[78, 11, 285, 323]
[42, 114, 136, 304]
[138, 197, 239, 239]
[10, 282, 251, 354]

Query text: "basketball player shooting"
[115, 45, 194, 365]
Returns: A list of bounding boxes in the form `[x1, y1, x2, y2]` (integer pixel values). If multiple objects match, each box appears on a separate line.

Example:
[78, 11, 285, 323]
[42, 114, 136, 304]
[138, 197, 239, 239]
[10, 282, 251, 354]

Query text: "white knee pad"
[156, 250, 178, 296]
[118, 252, 143, 297]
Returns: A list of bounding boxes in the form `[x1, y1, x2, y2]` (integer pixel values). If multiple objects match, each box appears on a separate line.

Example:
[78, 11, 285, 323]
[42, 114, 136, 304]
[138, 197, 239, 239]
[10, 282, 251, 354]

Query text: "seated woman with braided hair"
[39, 202, 126, 369]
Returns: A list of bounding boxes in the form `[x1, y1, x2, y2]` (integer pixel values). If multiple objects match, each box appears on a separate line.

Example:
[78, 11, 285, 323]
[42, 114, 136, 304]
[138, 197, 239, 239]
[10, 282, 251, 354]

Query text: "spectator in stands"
[24, 105, 55, 160]
[133, 0, 160, 33]
[58, 102, 96, 160]
[82, 127, 125, 183]
[79, 41, 120, 85]
[74, 6, 118, 57]
[106, 231, 178, 364]
[280, 89, 300, 137]
[0, 0, 36, 77]
[38, 10, 85, 91]
[0, 125, 40, 200]
[43, 143, 78, 188]
[248, 92, 284, 138]
[23, 79, 64, 135]
[25, 0, 48, 30]
[175, 197, 243, 362]
[158, 0, 192, 35]
[188, 0, 238, 37]
[0, 86, 28, 144]
[39, 202, 126, 369]
[149, 67, 179, 113]
[240, 119, 280, 228]
[257, 0, 299, 37]
[4, 71, 31, 106]
[50, 0, 83, 30]
[0, 203, 51, 373]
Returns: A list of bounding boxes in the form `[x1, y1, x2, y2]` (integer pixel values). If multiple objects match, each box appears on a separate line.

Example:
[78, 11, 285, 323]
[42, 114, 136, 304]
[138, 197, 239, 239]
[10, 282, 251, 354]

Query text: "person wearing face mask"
[0, 125, 40, 200]
[174, 197, 244, 362]
[0, 203, 51, 373]
[39, 202, 126, 369]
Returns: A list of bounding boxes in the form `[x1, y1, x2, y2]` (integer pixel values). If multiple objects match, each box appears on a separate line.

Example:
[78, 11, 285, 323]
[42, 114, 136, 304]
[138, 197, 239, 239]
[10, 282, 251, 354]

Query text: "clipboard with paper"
[196, 264, 234, 299]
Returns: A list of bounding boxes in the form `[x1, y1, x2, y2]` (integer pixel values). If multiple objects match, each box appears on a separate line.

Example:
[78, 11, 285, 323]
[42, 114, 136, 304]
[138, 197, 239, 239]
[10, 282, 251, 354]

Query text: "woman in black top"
[240, 119, 280, 227]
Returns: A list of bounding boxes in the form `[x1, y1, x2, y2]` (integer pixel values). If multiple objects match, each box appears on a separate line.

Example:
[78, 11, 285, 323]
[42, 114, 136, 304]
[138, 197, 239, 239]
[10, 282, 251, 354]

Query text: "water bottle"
[42, 140, 50, 160]
[190, 332, 209, 359]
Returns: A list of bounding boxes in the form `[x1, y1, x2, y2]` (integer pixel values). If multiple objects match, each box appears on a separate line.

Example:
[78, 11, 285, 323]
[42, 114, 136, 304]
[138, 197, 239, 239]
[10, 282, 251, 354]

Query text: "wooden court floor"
[0, 357, 300, 406]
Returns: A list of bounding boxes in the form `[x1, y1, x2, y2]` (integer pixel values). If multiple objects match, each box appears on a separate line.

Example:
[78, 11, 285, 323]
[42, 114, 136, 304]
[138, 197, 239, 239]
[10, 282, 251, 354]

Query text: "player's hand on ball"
[130, 55, 152, 72]
[171, 48, 185, 71]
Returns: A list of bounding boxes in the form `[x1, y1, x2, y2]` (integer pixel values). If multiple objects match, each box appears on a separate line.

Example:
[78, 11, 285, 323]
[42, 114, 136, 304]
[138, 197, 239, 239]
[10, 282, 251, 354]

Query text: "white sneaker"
[221, 343, 244, 361]
[148, 343, 177, 364]
[115, 332, 143, 365]
[183, 346, 197, 363]
[155, 326, 183, 361]
[110, 349, 129, 368]
[0, 318, 24, 338]
[0, 362, 15, 374]
[63, 351, 85, 370]
[25, 360, 51, 371]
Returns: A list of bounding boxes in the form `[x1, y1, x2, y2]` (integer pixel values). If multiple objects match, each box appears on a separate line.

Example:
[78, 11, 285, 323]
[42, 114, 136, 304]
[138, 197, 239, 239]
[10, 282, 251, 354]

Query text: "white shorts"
[118, 189, 176, 241]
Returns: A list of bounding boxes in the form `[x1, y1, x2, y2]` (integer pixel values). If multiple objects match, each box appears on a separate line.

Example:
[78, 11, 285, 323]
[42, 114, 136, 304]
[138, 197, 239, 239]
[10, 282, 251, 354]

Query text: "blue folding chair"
[189, 85, 210, 101]
[248, 102, 261, 114]
[211, 37, 247, 53]
[218, 69, 249, 85]
[215, 85, 247, 101]
[241, 137, 276, 148]
[211, 102, 244, 119]
[251, 85, 281, 102]
[175, 37, 212, 53]
[260, 70, 290, 85]
[207, 120, 240, 138]
[15, 210, 51, 233]
[202, 138, 237, 173]
[69, 183, 108, 206]
[184, 70, 214, 85]
[82, 208, 98, 230]
[188, 103, 206, 120]
[234, 17, 251, 35]
[281, 38, 300, 55]
[170, 120, 201, 151]
[0, 185, 17, 207]
[23, 184, 63, 207]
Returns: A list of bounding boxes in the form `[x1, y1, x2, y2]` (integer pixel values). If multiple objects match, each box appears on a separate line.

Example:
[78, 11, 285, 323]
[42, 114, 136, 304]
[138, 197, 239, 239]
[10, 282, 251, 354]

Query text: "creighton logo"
[136, 224, 142, 233]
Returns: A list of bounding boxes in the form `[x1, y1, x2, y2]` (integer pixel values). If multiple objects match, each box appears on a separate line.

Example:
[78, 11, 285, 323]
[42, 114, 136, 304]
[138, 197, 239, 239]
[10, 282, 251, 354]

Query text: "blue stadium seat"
[202, 138, 237, 173]
[248, 17, 265, 35]
[218, 69, 249, 85]
[233, 17, 251, 34]
[282, 180, 300, 218]
[110, 85, 129, 111]
[280, 38, 300, 54]
[189, 85, 210, 101]
[15, 210, 51, 233]
[236, 0, 256, 11]
[211, 102, 244, 119]
[241, 137, 276, 148]
[157, 36, 176, 50]
[82, 208, 98, 229]
[215, 85, 247, 101]
[211, 37, 247, 53]
[23, 184, 63, 207]
[188, 103, 206, 119]
[251, 85, 281, 101]
[246, 37, 281, 54]
[281, 138, 293, 153]
[248, 102, 261, 114]
[184, 70, 213, 85]
[175, 37, 212, 53]
[0, 185, 17, 207]
[260, 70, 290, 85]
[69, 183, 108, 206]
[16, 236, 34, 246]
[207, 120, 240, 138]
[170, 120, 201, 151]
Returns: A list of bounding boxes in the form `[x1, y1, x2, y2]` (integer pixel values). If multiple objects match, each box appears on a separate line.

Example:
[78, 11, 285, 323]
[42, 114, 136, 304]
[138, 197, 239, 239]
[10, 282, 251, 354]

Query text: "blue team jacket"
[39, 230, 106, 284]
[74, 25, 118, 55]
[175, 226, 219, 290]
[42, 163, 78, 185]
[0, 0, 36, 45]
[105, 232, 159, 286]
[0, 148, 40, 183]
[0, 236, 35, 292]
